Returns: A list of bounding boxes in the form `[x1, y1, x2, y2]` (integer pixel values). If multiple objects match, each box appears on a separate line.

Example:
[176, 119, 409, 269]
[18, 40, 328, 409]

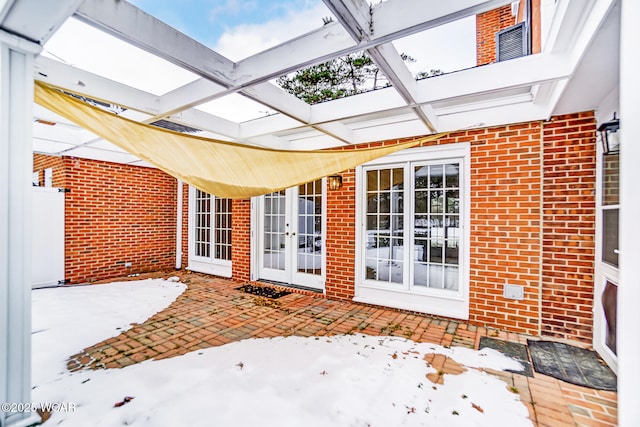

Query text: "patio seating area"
[66, 272, 617, 427]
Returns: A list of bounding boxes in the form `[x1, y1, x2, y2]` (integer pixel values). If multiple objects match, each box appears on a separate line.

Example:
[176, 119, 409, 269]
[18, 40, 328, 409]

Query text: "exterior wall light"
[328, 175, 343, 191]
[599, 113, 620, 155]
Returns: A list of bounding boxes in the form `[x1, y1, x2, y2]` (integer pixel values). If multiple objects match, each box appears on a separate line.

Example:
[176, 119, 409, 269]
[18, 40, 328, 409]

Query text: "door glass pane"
[602, 281, 617, 355]
[602, 154, 619, 268]
[414, 163, 460, 291]
[602, 208, 619, 267]
[365, 168, 404, 284]
[297, 180, 322, 275]
[263, 191, 286, 270]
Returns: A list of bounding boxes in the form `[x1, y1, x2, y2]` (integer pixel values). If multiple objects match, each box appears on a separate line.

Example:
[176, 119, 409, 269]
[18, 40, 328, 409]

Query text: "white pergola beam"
[0, 0, 83, 44]
[241, 83, 355, 143]
[156, 78, 228, 118]
[34, 56, 242, 140]
[35, 56, 159, 115]
[323, 0, 438, 131]
[233, 0, 514, 89]
[366, 43, 439, 131]
[74, 0, 235, 86]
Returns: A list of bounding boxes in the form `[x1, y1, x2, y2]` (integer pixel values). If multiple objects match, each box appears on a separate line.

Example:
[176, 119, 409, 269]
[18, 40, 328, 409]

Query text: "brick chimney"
[476, 4, 516, 66]
[476, 0, 541, 66]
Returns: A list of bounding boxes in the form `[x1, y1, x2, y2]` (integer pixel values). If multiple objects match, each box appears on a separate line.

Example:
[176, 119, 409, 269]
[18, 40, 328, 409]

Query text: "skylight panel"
[42, 17, 200, 96]
[130, 0, 333, 62]
[195, 93, 278, 123]
[391, 16, 477, 78]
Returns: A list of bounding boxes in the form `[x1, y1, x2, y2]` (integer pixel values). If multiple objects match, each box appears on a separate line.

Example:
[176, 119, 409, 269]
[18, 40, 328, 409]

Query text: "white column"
[0, 30, 40, 427]
[618, 0, 640, 426]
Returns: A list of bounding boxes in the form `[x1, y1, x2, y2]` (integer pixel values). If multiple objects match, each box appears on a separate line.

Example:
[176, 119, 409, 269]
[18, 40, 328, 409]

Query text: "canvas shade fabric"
[34, 81, 440, 198]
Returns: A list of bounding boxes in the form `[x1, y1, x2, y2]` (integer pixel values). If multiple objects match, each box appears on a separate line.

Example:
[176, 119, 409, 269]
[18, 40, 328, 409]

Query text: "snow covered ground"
[31, 279, 533, 426]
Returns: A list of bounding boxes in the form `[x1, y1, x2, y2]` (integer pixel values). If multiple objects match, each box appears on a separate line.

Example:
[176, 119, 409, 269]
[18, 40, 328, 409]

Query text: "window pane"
[194, 189, 211, 258]
[298, 179, 322, 275]
[602, 208, 619, 267]
[380, 193, 391, 213]
[446, 190, 459, 213]
[214, 198, 232, 261]
[445, 164, 459, 188]
[364, 167, 404, 285]
[415, 190, 428, 214]
[415, 166, 428, 189]
[412, 161, 461, 292]
[429, 165, 443, 188]
[602, 154, 619, 206]
[430, 190, 443, 213]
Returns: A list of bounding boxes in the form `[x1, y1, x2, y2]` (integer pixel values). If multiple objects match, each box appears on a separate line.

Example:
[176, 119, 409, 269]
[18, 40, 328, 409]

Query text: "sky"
[31, 278, 533, 427]
[128, 0, 476, 71]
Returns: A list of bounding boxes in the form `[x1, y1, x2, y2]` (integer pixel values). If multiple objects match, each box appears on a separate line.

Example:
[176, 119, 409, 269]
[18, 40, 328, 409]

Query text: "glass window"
[297, 180, 323, 275]
[365, 168, 404, 284]
[413, 163, 460, 291]
[364, 160, 462, 292]
[194, 189, 232, 261]
[602, 154, 619, 268]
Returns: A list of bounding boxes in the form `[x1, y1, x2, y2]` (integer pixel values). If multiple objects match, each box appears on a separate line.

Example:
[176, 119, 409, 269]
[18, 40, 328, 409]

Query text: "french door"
[257, 179, 325, 290]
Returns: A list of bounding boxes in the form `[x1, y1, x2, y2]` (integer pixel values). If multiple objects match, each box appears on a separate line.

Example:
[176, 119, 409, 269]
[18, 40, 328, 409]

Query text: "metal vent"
[150, 119, 201, 134]
[496, 22, 528, 62]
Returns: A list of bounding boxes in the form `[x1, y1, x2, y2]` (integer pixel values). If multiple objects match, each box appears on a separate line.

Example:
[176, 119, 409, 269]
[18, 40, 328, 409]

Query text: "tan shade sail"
[34, 81, 439, 198]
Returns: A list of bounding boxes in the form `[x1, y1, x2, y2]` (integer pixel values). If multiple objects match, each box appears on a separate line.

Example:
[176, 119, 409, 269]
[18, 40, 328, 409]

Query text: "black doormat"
[479, 337, 533, 377]
[527, 340, 617, 391]
[236, 284, 291, 299]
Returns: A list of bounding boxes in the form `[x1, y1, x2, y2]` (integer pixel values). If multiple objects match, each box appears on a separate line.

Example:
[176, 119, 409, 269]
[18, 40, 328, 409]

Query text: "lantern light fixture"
[598, 113, 620, 155]
[328, 175, 343, 191]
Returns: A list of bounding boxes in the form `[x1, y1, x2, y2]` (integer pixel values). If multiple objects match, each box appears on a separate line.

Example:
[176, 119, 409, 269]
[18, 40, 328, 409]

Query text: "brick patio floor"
[66, 271, 617, 427]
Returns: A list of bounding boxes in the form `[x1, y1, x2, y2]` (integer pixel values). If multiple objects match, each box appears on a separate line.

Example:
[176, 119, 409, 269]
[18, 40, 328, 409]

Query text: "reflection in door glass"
[263, 190, 286, 270]
[413, 163, 460, 291]
[365, 168, 404, 284]
[298, 180, 322, 275]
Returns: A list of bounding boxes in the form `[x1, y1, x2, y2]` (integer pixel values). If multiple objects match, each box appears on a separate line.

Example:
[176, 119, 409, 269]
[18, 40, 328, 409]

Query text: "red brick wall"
[61, 157, 178, 283]
[326, 170, 357, 300]
[231, 199, 251, 281]
[318, 114, 595, 340]
[465, 122, 543, 335]
[541, 112, 597, 342]
[476, 4, 515, 66]
[33, 154, 65, 188]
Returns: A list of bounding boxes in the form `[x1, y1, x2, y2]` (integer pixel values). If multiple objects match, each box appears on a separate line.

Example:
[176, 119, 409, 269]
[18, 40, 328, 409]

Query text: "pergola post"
[617, 0, 640, 426]
[0, 31, 40, 427]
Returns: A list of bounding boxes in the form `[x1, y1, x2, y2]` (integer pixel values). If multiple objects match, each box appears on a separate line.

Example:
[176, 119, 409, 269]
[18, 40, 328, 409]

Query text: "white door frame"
[252, 180, 326, 291]
[593, 110, 620, 372]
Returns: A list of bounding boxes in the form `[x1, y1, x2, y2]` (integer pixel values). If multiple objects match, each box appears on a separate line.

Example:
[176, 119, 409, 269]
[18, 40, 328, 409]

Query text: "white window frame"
[187, 186, 232, 277]
[354, 143, 471, 319]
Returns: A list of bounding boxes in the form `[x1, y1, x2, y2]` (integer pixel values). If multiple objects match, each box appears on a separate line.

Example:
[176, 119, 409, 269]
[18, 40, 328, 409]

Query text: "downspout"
[526, 0, 532, 55]
[175, 180, 183, 270]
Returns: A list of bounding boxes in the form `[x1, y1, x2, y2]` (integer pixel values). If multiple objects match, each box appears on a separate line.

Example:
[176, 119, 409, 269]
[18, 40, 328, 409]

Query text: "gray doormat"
[479, 337, 533, 377]
[527, 340, 617, 391]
